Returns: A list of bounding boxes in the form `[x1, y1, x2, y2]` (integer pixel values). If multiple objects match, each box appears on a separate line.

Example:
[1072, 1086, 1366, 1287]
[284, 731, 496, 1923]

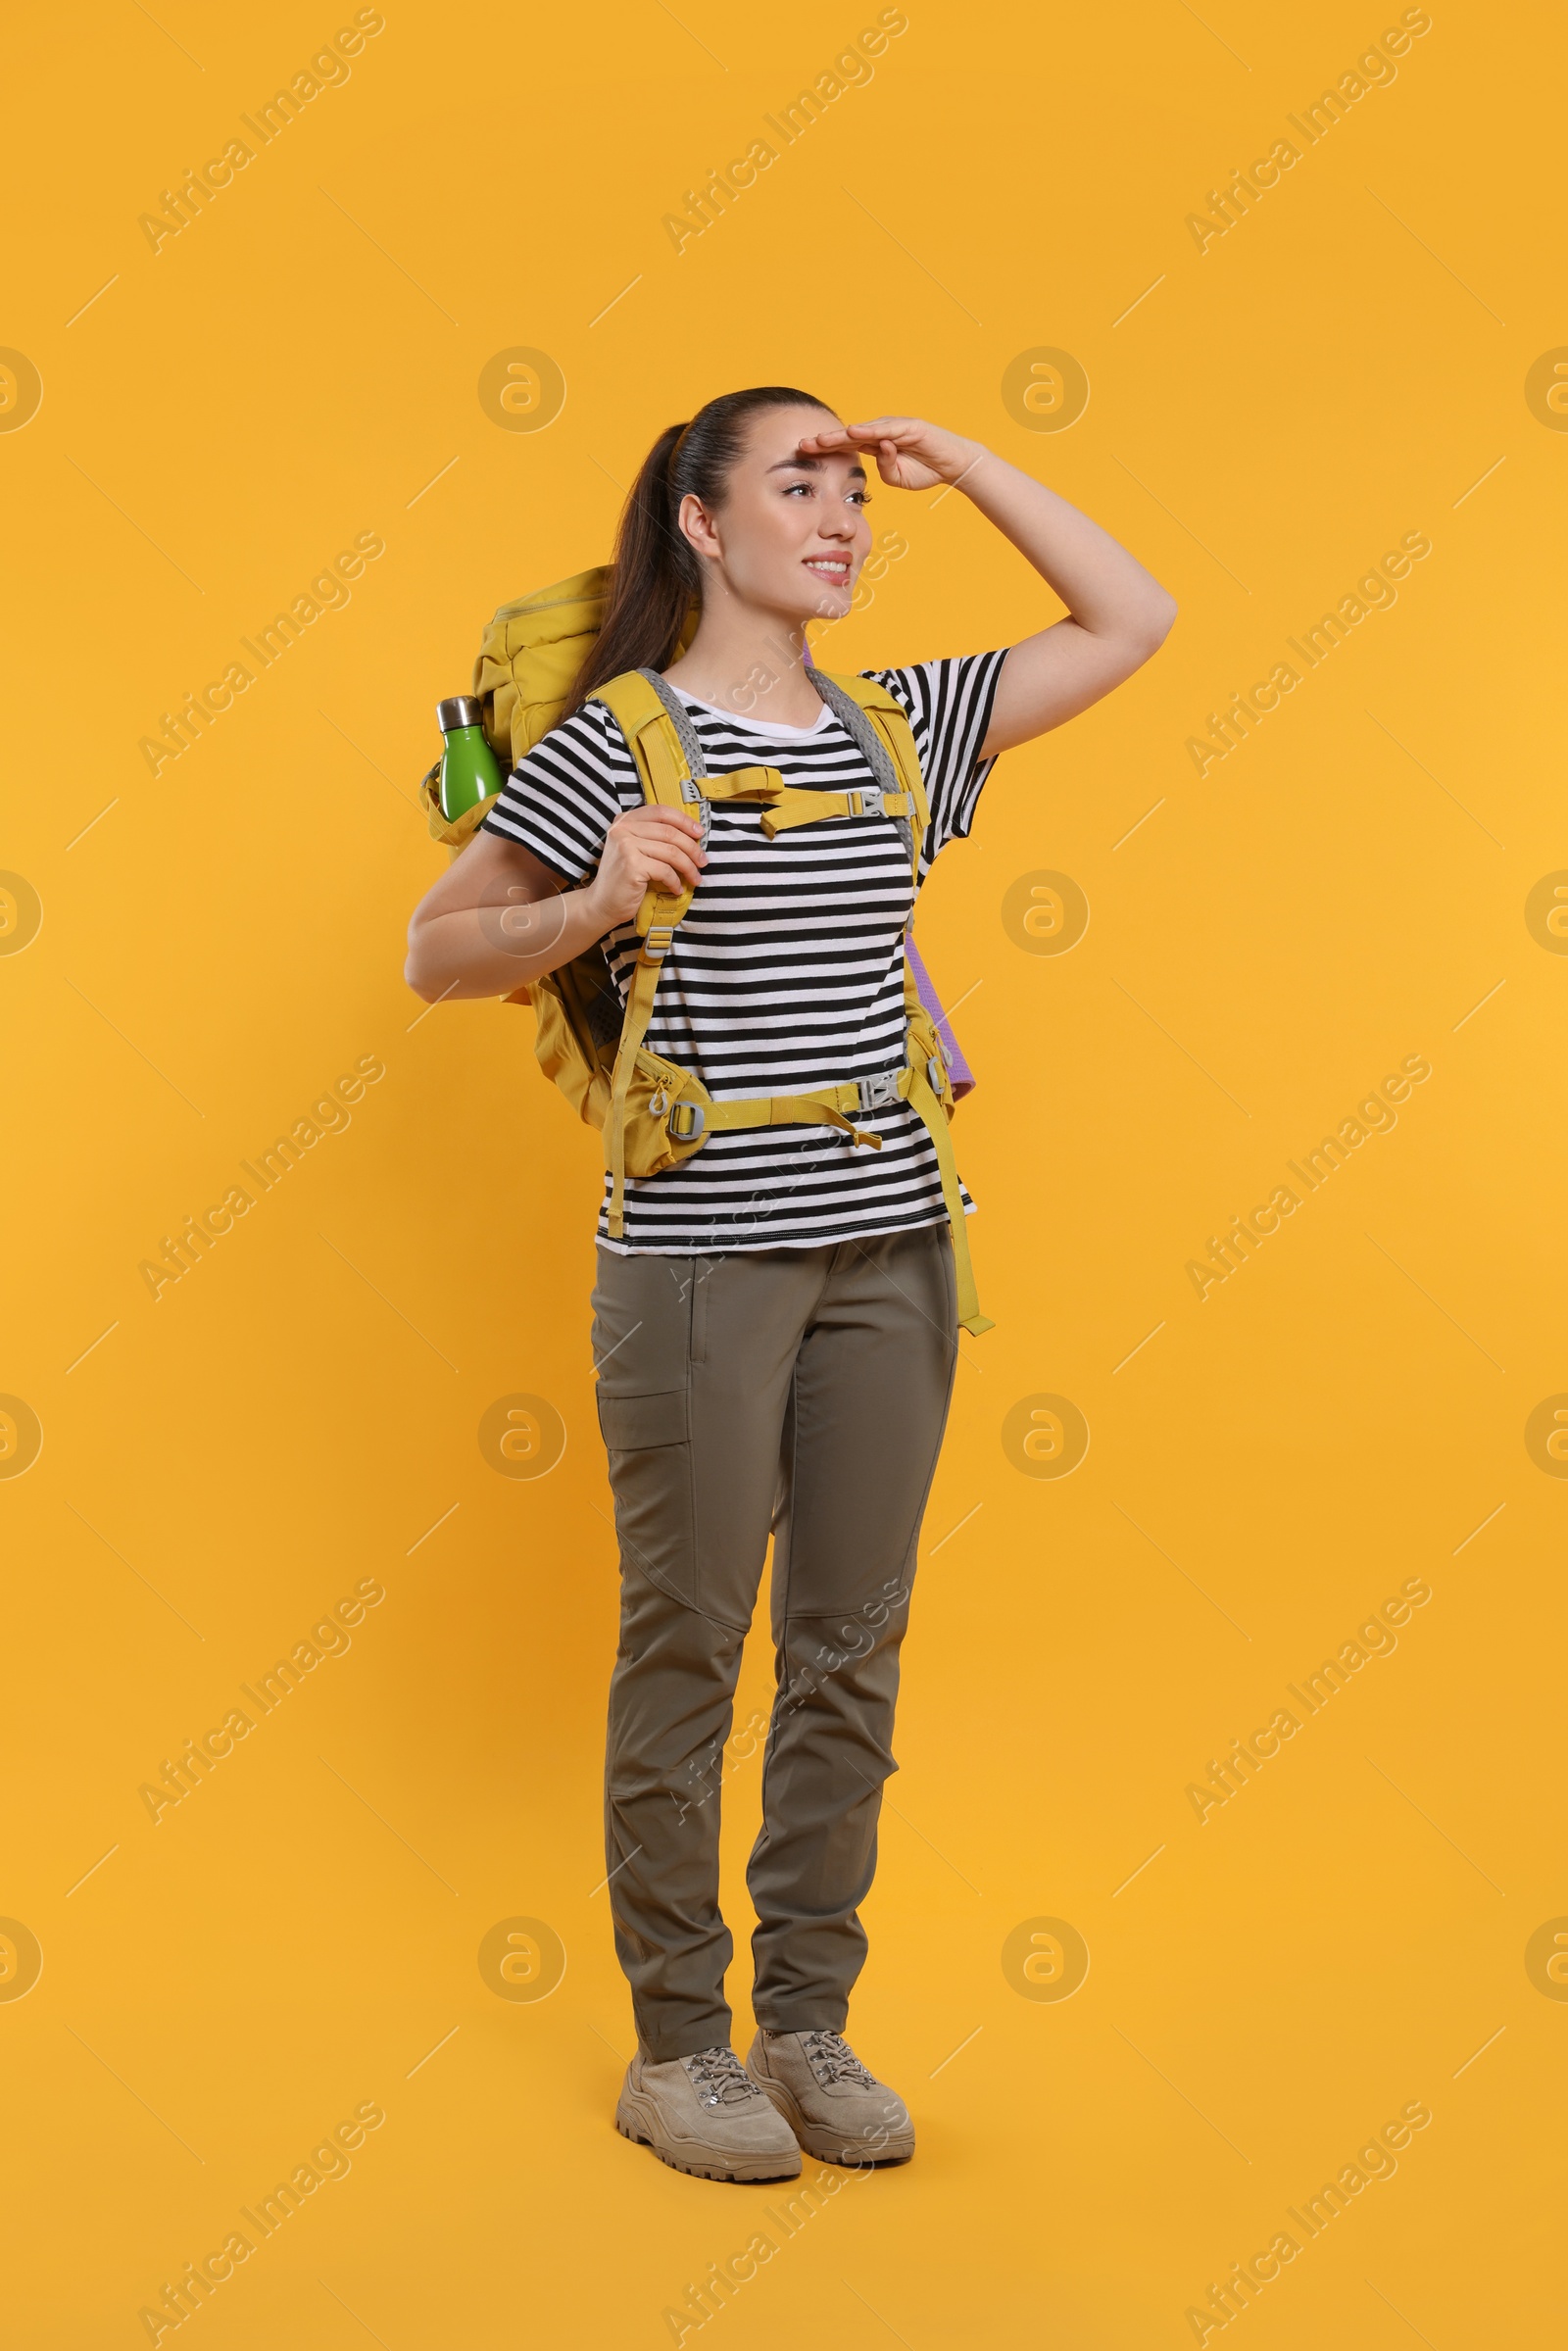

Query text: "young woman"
[406, 387, 1175, 2183]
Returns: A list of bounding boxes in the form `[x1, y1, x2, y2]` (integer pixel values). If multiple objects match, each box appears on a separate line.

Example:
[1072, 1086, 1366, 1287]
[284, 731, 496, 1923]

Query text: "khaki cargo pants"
[590, 1223, 959, 2064]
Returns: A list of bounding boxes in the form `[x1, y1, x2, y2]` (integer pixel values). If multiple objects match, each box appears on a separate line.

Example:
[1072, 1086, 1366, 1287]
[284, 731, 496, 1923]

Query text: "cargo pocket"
[596, 1388, 695, 1608]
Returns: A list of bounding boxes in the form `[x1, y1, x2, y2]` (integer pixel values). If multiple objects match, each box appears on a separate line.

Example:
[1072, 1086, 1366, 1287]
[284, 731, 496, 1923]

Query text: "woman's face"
[678, 404, 873, 626]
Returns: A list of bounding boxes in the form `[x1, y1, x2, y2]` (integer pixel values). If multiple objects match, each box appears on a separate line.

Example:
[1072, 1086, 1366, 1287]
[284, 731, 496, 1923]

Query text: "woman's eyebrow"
[766, 452, 868, 480]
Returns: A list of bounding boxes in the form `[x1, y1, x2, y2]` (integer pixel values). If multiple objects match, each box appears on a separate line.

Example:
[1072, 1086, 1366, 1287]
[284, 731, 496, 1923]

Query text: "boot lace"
[800, 2031, 878, 2089]
[682, 2045, 762, 2108]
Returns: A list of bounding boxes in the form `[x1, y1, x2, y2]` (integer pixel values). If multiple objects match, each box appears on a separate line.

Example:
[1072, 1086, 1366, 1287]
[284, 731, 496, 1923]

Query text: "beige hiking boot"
[744, 2028, 915, 2166]
[615, 2044, 803, 2182]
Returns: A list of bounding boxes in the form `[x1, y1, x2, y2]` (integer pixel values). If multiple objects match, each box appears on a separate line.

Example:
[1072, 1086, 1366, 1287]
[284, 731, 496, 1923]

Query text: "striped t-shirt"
[480, 652, 1008, 1254]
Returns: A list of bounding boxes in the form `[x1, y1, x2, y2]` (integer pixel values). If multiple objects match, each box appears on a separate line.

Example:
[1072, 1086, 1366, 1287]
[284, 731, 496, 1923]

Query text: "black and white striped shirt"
[480, 652, 1008, 1253]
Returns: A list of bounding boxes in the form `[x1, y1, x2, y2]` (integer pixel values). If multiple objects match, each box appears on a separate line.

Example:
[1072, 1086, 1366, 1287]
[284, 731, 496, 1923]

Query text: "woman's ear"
[677, 491, 721, 563]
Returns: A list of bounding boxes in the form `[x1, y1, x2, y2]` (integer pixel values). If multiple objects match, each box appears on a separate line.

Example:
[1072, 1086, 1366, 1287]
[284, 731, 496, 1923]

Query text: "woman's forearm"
[956, 447, 1176, 641]
[803, 414, 1177, 750]
[405, 881, 612, 1003]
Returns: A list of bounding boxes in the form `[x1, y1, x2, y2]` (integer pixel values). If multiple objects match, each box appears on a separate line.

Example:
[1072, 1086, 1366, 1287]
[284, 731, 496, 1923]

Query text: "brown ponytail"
[564, 385, 835, 713]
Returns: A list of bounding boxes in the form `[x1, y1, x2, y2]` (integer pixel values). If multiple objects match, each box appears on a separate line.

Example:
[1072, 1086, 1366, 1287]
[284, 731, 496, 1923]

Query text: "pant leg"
[748, 1223, 959, 2033]
[593, 1241, 826, 2062]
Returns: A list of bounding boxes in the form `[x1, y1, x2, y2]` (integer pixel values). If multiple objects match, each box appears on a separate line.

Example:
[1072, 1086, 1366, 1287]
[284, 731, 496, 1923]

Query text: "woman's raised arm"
[798, 415, 1178, 755]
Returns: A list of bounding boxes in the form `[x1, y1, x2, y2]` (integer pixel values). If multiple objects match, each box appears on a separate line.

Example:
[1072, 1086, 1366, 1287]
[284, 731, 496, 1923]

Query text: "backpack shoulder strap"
[587, 669, 703, 947]
[581, 669, 703, 1242]
[589, 667, 700, 794]
[809, 670, 930, 883]
[632, 666, 710, 782]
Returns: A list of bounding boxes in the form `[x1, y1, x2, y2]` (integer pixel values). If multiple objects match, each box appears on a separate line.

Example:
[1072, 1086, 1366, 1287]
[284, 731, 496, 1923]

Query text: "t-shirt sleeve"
[477, 702, 630, 883]
[862, 650, 1009, 878]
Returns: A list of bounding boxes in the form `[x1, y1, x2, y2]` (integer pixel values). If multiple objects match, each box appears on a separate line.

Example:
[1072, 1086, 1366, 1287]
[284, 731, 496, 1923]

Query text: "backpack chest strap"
[693, 767, 914, 836]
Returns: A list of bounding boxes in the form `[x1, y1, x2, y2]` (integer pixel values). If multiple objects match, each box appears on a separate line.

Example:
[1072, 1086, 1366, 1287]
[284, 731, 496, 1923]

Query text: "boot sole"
[746, 2069, 915, 2168]
[615, 2093, 802, 2183]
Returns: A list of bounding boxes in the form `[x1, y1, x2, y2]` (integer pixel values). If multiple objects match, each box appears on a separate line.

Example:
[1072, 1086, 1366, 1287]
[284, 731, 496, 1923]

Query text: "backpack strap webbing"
[589, 670, 790, 1237]
[903, 1013, 993, 1334]
[810, 672, 930, 888]
[586, 671, 695, 1244]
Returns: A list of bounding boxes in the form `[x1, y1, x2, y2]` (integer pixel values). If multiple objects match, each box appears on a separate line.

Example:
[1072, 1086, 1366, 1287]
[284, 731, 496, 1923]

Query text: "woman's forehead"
[747, 411, 863, 477]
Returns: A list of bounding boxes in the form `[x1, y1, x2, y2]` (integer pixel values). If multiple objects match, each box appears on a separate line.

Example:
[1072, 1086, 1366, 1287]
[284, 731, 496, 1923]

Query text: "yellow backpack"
[418, 567, 992, 1336]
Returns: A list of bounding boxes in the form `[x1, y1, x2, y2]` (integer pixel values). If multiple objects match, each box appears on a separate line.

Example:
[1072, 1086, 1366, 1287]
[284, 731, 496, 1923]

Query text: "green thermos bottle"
[436, 696, 503, 821]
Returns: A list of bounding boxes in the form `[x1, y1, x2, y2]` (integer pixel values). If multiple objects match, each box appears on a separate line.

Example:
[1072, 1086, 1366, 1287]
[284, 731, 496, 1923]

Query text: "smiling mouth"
[804, 558, 851, 580]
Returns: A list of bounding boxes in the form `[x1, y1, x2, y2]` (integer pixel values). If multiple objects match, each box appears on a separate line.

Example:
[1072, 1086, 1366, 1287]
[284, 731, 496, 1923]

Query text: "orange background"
[3, 0, 1565, 2342]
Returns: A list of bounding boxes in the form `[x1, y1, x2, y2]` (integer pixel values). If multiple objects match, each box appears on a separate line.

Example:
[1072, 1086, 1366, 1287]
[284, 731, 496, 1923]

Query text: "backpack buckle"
[666, 1100, 705, 1141]
[643, 923, 676, 960]
[927, 1054, 946, 1097]
[857, 1072, 901, 1111]
[847, 785, 884, 817]
[677, 778, 710, 844]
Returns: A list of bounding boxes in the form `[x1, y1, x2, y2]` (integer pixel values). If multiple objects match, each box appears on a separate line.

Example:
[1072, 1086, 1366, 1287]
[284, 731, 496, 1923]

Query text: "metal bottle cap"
[436, 695, 484, 731]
